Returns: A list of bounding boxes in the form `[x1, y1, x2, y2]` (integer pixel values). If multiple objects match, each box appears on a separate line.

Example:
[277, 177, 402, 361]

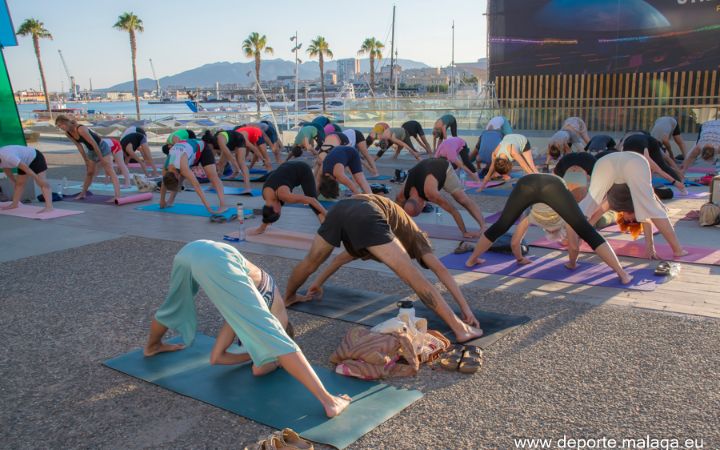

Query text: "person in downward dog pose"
[143, 240, 351, 418]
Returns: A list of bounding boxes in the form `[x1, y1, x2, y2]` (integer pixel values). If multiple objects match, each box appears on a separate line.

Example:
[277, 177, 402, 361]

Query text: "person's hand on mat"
[143, 341, 185, 357]
[516, 256, 532, 265]
[306, 284, 324, 300]
[460, 307, 480, 328]
[462, 230, 482, 239]
[285, 292, 313, 306]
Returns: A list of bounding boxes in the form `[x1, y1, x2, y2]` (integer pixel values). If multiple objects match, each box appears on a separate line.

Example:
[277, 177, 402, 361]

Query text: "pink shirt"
[435, 137, 467, 163]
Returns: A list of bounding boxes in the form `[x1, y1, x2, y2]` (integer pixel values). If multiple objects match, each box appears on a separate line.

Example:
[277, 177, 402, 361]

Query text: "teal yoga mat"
[67, 183, 138, 193]
[103, 334, 423, 450]
[285, 200, 338, 210]
[221, 175, 266, 183]
[136, 203, 251, 218]
[366, 174, 391, 181]
[205, 187, 263, 197]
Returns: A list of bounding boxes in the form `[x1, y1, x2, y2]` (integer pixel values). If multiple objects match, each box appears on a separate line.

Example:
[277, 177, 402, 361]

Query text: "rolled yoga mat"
[114, 192, 154, 205]
[440, 251, 660, 291]
[530, 237, 720, 266]
[290, 285, 531, 348]
[0, 202, 84, 220]
[136, 203, 251, 219]
[103, 333, 422, 450]
[205, 187, 263, 196]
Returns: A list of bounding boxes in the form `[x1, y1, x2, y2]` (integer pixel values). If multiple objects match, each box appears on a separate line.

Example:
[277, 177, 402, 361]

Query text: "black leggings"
[458, 146, 476, 172]
[484, 174, 606, 250]
[446, 117, 458, 137]
[624, 147, 681, 182]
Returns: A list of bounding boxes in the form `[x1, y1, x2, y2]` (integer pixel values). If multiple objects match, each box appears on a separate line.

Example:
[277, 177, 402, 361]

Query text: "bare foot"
[37, 207, 54, 214]
[2, 203, 19, 210]
[674, 249, 689, 257]
[144, 342, 185, 357]
[564, 261, 577, 270]
[324, 394, 352, 418]
[456, 325, 484, 344]
[465, 256, 485, 267]
[619, 272, 634, 285]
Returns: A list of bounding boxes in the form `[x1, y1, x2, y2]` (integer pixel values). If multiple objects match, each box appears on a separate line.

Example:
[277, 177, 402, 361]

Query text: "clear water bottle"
[459, 169, 467, 188]
[236, 202, 246, 242]
[434, 205, 442, 224]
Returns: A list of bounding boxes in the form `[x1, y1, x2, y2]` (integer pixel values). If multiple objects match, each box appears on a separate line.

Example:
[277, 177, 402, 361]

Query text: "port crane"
[149, 58, 161, 98]
[58, 50, 77, 100]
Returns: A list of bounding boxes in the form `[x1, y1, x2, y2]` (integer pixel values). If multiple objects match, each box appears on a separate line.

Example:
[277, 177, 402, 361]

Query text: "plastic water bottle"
[396, 300, 416, 324]
[434, 205, 442, 224]
[459, 169, 467, 188]
[236, 202, 246, 242]
[61, 177, 68, 196]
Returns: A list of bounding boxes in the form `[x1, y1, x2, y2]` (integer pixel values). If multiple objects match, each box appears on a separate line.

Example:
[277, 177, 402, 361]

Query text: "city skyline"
[4, 0, 487, 92]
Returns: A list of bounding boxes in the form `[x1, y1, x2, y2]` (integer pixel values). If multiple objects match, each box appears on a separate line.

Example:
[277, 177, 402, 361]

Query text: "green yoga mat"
[103, 333, 422, 449]
[291, 285, 530, 348]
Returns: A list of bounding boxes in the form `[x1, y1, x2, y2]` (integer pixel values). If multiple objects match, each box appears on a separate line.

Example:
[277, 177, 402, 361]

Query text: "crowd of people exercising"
[1, 112, 715, 417]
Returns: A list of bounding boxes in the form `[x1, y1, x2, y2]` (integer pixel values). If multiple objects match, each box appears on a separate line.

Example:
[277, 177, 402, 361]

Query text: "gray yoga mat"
[290, 285, 530, 348]
[103, 333, 422, 450]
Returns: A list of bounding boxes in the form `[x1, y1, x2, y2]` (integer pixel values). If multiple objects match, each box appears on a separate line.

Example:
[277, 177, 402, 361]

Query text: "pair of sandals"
[244, 428, 313, 450]
[209, 213, 237, 223]
[439, 344, 483, 374]
[454, 241, 473, 254]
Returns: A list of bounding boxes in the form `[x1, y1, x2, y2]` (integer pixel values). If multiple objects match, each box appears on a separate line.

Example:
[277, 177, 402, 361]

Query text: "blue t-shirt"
[478, 130, 503, 164]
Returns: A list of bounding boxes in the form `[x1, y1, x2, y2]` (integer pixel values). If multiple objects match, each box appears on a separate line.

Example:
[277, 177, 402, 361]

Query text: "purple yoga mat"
[440, 252, 659, 291]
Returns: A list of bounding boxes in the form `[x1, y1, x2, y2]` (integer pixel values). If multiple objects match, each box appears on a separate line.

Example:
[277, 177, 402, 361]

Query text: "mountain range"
[104, 58, 431, 91]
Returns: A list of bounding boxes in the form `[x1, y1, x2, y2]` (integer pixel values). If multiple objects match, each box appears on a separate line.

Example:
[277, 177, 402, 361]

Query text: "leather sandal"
[272, 428, 313, 450]
[458, 345, 483, 374]
[454, 241, 474, 254]
[439, 344, 465, 371]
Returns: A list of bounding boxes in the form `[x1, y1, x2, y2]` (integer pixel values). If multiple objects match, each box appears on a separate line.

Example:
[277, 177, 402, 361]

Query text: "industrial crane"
[58, 50, 77, 100]
[149, 58, 161, 98]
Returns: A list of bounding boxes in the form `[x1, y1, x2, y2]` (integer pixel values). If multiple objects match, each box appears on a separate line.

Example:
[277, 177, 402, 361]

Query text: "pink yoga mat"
[685, 166, 717, 174]
[224, 229, 317, 250]
[530, 237, 720, 266]
[115, 192, 153, 205]
[440, 252, 658, 291]
[0, 202, 84, 220]
[601, 223, 658, 234]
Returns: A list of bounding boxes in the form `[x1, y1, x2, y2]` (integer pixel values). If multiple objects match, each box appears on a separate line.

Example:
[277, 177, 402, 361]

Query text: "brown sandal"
[439, 344, 465, 371]
[273, 428, 313, 450]
[454, 241, 474, 254]
[458, 345, 483, 374]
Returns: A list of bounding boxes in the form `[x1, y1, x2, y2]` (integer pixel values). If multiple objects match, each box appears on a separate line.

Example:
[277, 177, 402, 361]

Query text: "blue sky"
[4, 0, 487, 91]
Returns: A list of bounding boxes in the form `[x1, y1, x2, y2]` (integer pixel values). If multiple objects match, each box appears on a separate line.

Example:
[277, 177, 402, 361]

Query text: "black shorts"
[402, 120, 424, 137]
[318, 198, 393, 256]
[18, 150, 48, 175]
[195, 147, 216, 167]
[672, 122, 682, 136]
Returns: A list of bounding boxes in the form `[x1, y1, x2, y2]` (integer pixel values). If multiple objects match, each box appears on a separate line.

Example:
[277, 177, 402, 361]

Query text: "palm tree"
[242, 32, 274, 116]
[358, 37, 384, 96]
[16, 19, 53, 120]
[113, 12, 144, 120]
[307, 36, 333, 113]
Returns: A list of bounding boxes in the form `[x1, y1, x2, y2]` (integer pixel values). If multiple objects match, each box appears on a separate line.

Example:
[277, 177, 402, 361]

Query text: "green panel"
[0, 50, 25, 146]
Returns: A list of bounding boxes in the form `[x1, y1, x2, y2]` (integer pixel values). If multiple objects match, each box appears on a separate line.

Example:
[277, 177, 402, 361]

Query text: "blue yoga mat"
[249, 168, 268, 174]
[136, 203, 251, 218]
[205, 187, 263, 197]
[103, 333, 423, 450]
[221, 176, 267, 183]
[466, 188, 511, 197]
[652, 176, 702, 187]
[367, 174, 392, 181]
[285, 200, 338, 210]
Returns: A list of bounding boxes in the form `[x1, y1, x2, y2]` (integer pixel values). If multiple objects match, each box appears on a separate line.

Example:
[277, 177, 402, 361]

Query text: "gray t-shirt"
[0, 145, 36, 168]
[650, 116, 677, 140]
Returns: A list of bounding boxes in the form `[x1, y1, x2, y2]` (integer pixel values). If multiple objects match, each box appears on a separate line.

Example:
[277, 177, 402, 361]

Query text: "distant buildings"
[14, 90, 46, 103]
[336, 58, 360, 82]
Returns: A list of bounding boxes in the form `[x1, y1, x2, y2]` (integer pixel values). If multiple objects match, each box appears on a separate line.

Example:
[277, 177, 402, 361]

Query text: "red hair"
[615, 212, 643, 240]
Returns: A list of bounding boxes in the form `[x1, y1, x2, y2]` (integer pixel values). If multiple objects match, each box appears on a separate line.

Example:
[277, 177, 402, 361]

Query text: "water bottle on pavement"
[459, 169, 467, 188]
[236, 202, 246, 242]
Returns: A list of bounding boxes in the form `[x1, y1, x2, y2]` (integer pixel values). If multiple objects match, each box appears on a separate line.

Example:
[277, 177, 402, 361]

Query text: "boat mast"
[451, 21, 455, 98]
[389, 4, 396, 96]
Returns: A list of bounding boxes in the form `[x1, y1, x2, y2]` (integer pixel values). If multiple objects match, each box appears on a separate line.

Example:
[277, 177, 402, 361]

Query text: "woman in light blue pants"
[144, 239, 350, 418]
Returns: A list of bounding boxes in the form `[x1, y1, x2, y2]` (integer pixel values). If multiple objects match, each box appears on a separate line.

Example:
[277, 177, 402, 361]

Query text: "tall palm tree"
[242, 32, 274, 115]
[307, 36, 333, 113]
[16, 19, 53, 120]
[358, 37, 384, 96]
[113, 12, 144, 120]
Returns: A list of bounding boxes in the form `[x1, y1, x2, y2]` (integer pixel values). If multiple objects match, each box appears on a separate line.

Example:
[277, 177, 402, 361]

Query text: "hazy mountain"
[103, 58, 430, 91]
